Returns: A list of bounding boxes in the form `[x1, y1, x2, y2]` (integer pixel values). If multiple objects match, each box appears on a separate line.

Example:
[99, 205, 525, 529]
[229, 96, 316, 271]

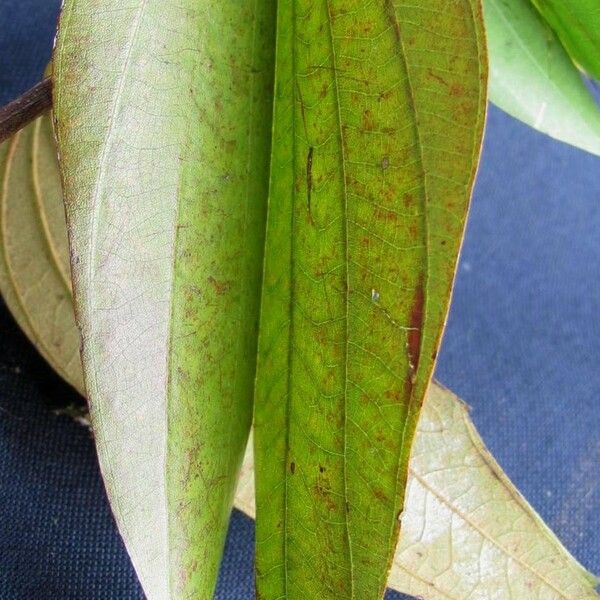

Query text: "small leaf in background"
[529, 0, 600, 81]
[485, 0, 600, 156]
[1, 117, 597, 599]
[0, 115, 83, 393]
[53, 2, 276, 598]
[254, 1, 487, 598]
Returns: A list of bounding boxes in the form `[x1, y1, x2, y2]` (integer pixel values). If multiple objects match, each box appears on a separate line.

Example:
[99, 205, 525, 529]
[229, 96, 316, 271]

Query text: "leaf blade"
[254, 1, 487, 598]
[485, 0, 600, 156]
[53, 3, 275, 597]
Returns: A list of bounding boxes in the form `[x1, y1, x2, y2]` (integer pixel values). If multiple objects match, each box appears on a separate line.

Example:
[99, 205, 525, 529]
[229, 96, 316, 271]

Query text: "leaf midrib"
[283, 1, 297, 596]
[323, 2, 355, 597]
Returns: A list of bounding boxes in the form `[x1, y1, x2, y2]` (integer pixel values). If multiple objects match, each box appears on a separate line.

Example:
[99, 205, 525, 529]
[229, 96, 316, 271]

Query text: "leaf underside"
[0, 116, 83, 393]
[1, 116, 598, 599]
[485, 0, 600, 157]
[254, 1, 487, 598]
[53, 2, 275, 597]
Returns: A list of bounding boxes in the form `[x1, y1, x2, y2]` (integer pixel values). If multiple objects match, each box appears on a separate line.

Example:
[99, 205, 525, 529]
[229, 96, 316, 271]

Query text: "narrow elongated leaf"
[529, 0, 600, 81]
[0, 115, 83, 393]
[485, 0, 600, 156]
[53, 3, 276, 597]
[2, 124, 596, 598]
[254, 2, 487, 598]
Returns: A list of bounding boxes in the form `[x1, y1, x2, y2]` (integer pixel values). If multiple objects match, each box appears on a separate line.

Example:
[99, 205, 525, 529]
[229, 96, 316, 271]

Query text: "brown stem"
[0, 78, 52, 144]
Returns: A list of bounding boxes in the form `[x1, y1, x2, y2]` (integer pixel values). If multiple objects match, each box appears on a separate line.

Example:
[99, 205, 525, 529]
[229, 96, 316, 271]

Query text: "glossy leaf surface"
[529, 0, 600, 81]
[254, 1, 487, 598]
[53, 3, 276, 597]
[485, 0, 600, 156]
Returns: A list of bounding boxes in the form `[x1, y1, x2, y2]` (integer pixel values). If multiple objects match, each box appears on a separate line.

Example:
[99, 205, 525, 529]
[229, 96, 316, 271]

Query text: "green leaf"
[52, 3, 276, 598]
[241, 385, 600, 599]
[0, 115, 84, 394]
[485, 0, 600, 156]
[253, 1, 487, 598]
[529, 0, 600, 81]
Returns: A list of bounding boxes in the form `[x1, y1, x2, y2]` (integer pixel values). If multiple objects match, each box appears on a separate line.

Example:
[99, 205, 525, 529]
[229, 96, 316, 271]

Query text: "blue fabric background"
[0, 1, 598, 598]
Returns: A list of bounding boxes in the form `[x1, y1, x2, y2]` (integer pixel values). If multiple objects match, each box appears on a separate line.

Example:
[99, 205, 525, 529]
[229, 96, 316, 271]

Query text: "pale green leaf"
[53, 3, 276, 598]
[254, 1, 487, 598]
[485, 0, 600, 156]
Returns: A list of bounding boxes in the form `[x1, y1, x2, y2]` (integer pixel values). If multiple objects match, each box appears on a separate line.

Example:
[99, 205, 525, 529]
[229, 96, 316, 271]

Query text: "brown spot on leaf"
[208, 276, 230, 296]
[427, 68, 447, 87]
[378, 88, 394, 102]
[306, 147, 314, 224]
[407, 279, 424, 377]
[450, 83, 464, 97]
[314, 480, 337, 512]
[374, 488, 388, 502]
